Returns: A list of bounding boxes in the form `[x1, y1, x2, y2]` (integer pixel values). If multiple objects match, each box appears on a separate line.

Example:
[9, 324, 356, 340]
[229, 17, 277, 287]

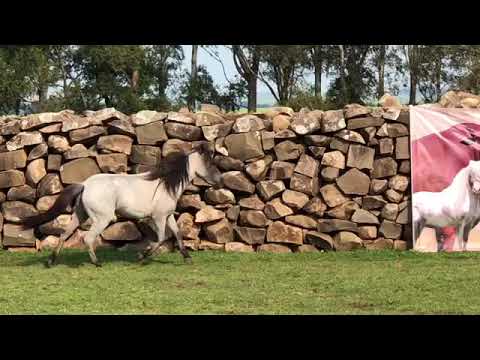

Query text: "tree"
[189, 45, 199, 111]
[258, 45, 310, 105]
[143, 45, 184, 110]
[230, 45, 260, 112]
[308, 45, 332, 100]
[73, 45, 149, 113]
[179, 65, 220, 108]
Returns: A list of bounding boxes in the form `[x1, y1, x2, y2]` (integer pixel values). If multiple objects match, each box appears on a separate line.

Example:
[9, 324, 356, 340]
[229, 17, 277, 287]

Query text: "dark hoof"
[184, 257, 193, 265]
[46, 257, 56, 268]
[93, 262, 102, 268]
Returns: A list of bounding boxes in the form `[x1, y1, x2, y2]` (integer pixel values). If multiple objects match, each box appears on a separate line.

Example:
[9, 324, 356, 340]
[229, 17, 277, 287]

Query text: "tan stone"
[272, 114, 291, 132]
[365, 238, 394, 250]
[321, 151, 345, 169]
[370, 179, 388, 195]
[274, 140, 304, 161]
[281, 190, 309, 211]
[63, 144, 90, 160]
[178, 194, 205, 211]
[61, 116, 90, 132]
[48, 135, 71, 153]
[199, 241, 225, 251]
[69, 126, 106, 143]
[303, 197, 327, 217]
[295, 244, 319, 253]
[371, 157, 398, 179]
[379, 94, 402, 108]
[344, 104, 370, 119]
[396, 206, 409, 225]
[389, 175, 409, 192]
[394, 240, 407, 251]
[351, 209, 379, 224]
[27, 143, 48, 161]
[261, 131, 275, 151]
[225, 242, 254, 253]
[25, 158, 46, 187]
[285, 215, 317, 229]
[135, 121, 168, 145]
[205, 218, 233, 244]
[164, 122, 202, 141]
[47, 154, 62, 171]
[320, 184, 348, 208]
[226, 205, 240, 222]
[38, 214, 73, 235]
[60, 158, 100, 184]
[204, 188, 236, 205]
[362, 195, 388, 210]
[305, 135, 331, 147]
[256, 180, 286, 201]
[305, 231, 334, 250]
[130, 145, 161, 166]
[201, 123, 233, 141]
[0, 150, 27, 171]
[2, 223, 36, 246]
[381, 203, 399, 221]
[97, 135, 133, 155]
[0, 170, 25, 189]
[177, 213, 200, 240]
[239, 210, 268, 228]
[37, 174, 63, 197]
[329, 138, 350, 154]
[358, 226, 378, 240]
[386, 189, 403, 203]
[346, 144, 375, 170]
[2, 201, 38, 223]
[233, 115, 265, 133]
[39, 123, 62, 134]
[308, 146, 326, 159]
[131, 110, 168, 125]
[96, 153, 128, 173]
[321, 167, 340, 182]
[290, 111, 322, 135]
[325, 201, 359, 220]
[258, 243, 292, 253]
[322, 110, 346, 132]
[336, 168, 370, 195]
[238, 195, 265, 211]
[7, 185, 36, 204]
[290, 173, 319, 196]
[234, 226, 266, 244]
[6, 131, 43, 151]
[108, 119, 136, 137]
[334, 232, 364, 251]
[264, 198, 293, 220]
[224, 132, 264, 161]
[335, 129, 366, 144]
[20, 112, 64, 130]
[0, 119, 21, 135]
[294, 154, 319, 178]
[317, 219, 358, 233]
[379, 220, 402, 239]
[195, 206, 225, 223]
[347, 116, 385, 130]
[222, 171, 255, 194]
[245, 155, 273, 181]
[269, 161, 295, 180]
[266, 221, 303, 245]
[194, 111, 224, 126]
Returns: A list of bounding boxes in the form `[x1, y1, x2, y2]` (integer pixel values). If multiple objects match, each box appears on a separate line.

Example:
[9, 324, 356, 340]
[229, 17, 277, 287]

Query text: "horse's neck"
[444, 166, 473, 213]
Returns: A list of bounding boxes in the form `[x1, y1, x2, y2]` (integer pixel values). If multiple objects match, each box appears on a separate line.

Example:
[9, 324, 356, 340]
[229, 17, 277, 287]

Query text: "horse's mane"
[144, 152, 190, 196]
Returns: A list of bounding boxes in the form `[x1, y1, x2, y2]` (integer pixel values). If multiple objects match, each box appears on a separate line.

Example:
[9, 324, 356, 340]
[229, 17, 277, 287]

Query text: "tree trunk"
[247, 75, 257, 113]
[377, 45, 386, 98]
[409, 73, 417, 105]
[435, 60, 442, 102]
[131, 69, 140, 93]
[313, 46, 322, 100]
[338, 45, 348, 105]
[38, 84, 48, 112]
[190, 45, 198, 111]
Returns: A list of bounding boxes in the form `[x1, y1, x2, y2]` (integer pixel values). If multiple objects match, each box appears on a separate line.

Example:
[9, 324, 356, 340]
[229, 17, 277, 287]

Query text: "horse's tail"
[20, 184, 85, 229]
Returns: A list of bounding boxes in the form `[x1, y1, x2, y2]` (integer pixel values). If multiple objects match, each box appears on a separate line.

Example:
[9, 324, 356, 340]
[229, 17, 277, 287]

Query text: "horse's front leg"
[434, 227, 444, 252]
[166, 213, 192, 264]
[461, 221, 474, 251]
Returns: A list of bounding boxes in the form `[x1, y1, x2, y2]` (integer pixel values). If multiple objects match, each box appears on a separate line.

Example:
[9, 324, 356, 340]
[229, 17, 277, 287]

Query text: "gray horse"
[21, 142, 222, 267]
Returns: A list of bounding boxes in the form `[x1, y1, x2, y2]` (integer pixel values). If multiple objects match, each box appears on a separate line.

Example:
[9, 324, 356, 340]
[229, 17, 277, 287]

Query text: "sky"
[181, 45, 324, 106]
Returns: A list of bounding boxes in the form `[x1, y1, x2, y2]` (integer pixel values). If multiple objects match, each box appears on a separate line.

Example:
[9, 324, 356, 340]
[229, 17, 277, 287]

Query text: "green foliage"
[284, 86, 335, 111]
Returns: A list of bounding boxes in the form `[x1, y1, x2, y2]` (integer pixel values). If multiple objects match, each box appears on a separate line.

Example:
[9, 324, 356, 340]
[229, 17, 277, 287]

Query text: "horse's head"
[468, 160, 480, 194]
[190, 142, 223, 188]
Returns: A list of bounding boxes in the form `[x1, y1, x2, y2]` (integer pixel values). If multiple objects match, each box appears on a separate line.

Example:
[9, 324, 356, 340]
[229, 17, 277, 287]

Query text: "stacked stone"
[0, 102, 411, 253]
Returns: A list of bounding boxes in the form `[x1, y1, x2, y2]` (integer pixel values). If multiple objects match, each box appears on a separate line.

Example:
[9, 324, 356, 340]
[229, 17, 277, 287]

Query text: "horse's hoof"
[94, 262, 102, 268]
[46, 258, 55, 268]
[184, 257, 193, 265]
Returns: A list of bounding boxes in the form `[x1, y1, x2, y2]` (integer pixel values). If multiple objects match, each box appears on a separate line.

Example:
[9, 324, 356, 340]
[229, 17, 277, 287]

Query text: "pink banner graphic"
[411, 105, 480, 252]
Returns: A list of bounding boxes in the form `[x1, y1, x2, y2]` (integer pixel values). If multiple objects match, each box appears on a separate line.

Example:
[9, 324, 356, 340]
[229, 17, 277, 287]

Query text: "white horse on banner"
[413, 160, 480, 251]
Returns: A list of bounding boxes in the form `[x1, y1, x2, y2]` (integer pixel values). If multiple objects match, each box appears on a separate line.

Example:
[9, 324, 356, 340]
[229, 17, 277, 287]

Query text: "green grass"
[1, 249, 480, 314]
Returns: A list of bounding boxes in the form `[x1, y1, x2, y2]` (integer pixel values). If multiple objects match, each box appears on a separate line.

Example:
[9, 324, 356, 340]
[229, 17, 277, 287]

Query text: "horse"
[20, 141, 222, 267]
[412, 160, 480, 251]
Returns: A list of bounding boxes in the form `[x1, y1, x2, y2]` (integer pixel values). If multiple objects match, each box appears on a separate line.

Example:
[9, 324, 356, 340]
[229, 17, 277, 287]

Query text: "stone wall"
[0, 103, 411, 253]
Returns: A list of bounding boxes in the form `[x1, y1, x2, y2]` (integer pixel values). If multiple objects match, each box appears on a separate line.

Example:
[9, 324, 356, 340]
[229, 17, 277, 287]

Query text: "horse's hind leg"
[167, 213, 192, 264]
[413, 218, 426, 250]
[83, 217, 112, 267]
[434, 227, 444, 252]
[47, 211, 80, 267]
[47, 202, 87, 267]
[140, 214, 166, 260]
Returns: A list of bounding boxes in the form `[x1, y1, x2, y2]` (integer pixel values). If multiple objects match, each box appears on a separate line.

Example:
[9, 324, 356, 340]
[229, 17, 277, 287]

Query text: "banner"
[411, 105, 480, 252]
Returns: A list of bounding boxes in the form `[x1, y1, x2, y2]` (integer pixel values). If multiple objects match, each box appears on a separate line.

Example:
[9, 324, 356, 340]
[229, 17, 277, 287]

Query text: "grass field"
[1, 249, 480, 315]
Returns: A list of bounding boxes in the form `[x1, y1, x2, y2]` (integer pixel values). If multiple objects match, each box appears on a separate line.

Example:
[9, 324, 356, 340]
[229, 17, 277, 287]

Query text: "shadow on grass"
[11, 248, 188, 269]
